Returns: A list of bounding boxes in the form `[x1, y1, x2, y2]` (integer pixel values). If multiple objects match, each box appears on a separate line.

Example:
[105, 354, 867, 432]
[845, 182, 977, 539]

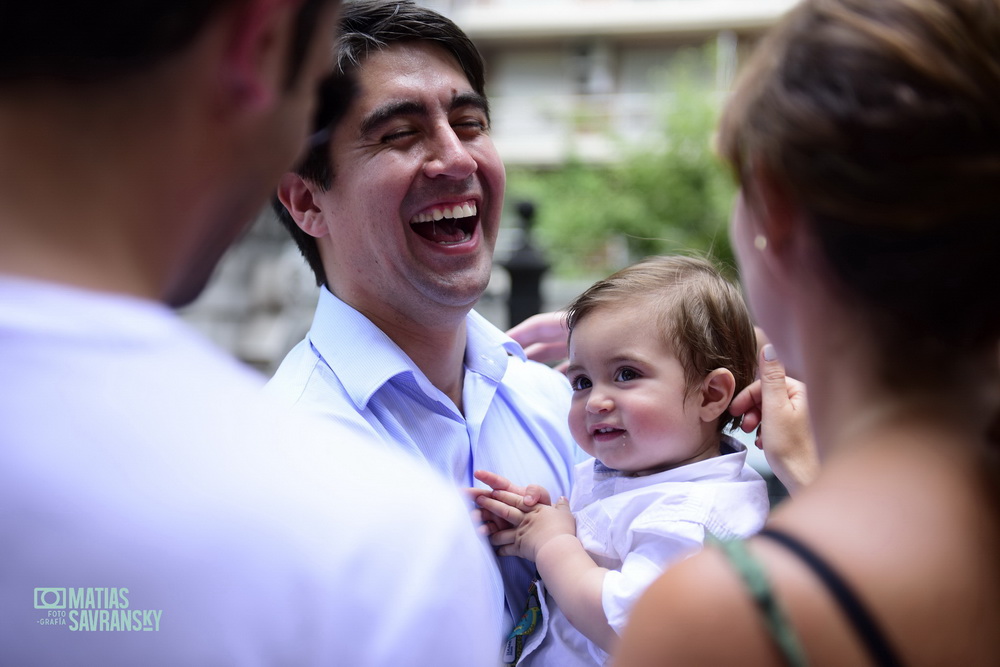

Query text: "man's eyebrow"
[359, 100, 428, 138]
[359, 92, 492, 138]
[453, 91, 490, 120]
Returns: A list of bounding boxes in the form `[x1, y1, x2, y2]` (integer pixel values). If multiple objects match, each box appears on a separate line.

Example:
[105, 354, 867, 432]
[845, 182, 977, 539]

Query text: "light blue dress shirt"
[266, 287, 583, 634]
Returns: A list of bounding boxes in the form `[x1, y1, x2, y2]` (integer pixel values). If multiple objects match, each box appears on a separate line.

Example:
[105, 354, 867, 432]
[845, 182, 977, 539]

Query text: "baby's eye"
[614, 367, 640, 382]
[570, 375, 592, 391]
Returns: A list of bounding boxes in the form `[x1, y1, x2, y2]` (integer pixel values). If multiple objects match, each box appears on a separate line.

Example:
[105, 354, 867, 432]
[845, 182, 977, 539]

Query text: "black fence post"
[501, 200, 550, 327]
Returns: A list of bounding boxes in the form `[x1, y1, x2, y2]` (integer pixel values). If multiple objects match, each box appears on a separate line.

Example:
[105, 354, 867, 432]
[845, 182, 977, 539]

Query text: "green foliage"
[504, 45, 737, 279]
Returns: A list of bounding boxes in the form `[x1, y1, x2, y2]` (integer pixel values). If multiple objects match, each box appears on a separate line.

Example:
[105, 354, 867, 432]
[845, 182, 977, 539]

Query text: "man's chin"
[166, 282, 209, 309]
[164, 265, 217, 309]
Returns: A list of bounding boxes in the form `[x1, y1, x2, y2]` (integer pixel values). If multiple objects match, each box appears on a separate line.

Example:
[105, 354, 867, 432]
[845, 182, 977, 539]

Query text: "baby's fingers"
[489, 488, 532, 510]
[471, 508, 500, 536]
[522, 483, 551, 507]
[489, 528, 519, 556]
[476, 495, 525, 525]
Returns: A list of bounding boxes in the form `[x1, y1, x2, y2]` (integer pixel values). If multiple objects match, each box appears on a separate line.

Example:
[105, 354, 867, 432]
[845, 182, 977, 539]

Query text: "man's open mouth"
[410, 202, 477, 245]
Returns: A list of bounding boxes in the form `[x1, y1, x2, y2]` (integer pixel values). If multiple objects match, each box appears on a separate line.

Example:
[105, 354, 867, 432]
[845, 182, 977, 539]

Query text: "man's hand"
[473, 470, 551, 506]
[506, 311, 570, 372]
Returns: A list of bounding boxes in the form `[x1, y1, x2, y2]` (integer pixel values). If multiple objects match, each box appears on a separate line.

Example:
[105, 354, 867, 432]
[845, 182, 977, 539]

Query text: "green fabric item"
[710, 536, 809, 667]
[504, 579, 541, 664]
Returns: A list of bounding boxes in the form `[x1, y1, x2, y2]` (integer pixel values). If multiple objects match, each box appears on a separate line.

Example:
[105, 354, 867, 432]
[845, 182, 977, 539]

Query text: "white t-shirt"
[0, 278, 499, 666]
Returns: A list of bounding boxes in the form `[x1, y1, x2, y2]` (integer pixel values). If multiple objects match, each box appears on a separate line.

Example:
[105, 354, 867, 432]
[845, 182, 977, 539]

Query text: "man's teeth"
[411, 203, 477, 223]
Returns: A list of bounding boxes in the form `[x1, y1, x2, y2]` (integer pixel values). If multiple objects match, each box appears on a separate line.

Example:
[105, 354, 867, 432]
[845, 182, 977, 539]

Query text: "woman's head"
[719, 0, 1000, 365]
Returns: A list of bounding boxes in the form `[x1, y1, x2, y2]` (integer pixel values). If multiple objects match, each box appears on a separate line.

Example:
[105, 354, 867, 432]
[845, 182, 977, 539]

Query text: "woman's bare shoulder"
[614, 545, 785, 666]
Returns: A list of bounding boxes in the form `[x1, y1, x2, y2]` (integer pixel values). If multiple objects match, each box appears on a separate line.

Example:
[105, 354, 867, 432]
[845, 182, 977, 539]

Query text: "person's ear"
[698, 368, 736, 423]
[218, 0, 300, 114]
[744, 164, 800, 257]
[277, 172, 329, 239]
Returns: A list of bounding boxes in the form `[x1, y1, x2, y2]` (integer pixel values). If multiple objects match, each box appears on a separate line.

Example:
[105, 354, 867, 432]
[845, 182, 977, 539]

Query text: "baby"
[477, 255, 769, 665]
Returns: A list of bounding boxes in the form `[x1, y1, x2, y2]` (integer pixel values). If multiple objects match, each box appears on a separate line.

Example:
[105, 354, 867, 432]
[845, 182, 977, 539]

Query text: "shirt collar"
[307, 288, 421, 410]
[592, 434, 749, 484]
[307, 288, 526, 409]
[464, 309, 525, 382]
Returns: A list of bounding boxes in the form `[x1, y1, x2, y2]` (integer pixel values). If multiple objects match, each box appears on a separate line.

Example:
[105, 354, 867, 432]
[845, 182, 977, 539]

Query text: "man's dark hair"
[0, 1, 332, 87]
[273, 0, 489, 287]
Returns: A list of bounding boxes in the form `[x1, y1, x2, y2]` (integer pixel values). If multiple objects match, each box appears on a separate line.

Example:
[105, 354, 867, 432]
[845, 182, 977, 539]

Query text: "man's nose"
[423, 127, 477, 179]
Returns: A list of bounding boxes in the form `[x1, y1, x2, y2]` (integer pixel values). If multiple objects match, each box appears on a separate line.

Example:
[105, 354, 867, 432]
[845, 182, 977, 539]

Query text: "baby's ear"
[698, 369, 736, 423]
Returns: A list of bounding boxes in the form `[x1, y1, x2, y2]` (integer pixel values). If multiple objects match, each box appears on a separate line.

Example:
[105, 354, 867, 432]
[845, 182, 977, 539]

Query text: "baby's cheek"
[567, 401, 581, 428]
[567, 404, 590, 451]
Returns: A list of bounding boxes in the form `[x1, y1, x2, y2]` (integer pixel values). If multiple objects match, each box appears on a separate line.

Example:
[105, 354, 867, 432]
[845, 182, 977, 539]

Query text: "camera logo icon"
[34, 588, 66, 609]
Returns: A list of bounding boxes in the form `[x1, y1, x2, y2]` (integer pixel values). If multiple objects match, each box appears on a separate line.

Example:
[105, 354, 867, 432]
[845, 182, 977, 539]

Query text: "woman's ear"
[698, 368, 736, 423]
[277, 172, 329, 239]
[744, 164, 799, 256]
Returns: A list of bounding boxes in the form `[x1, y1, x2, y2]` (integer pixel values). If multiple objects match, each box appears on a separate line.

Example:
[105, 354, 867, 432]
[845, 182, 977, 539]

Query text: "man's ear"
[217, 0, 300, 113]
[277, 172, 329, 239]
[698, 368, 736, 423]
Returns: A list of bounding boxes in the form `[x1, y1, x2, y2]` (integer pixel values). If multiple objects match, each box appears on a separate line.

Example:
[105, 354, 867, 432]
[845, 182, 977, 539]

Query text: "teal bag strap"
[709, 535, 809, 667]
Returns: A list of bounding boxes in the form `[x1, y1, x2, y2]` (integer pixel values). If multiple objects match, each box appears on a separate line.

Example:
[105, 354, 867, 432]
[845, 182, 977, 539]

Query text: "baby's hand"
[464, 487, 507, 537]
[476, 494, 576, 562]
[469, 471, 549, 537]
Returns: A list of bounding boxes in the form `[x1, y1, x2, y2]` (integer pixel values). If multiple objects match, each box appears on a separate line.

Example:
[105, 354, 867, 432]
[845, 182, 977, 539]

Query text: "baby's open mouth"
[410, 202, 477, 245]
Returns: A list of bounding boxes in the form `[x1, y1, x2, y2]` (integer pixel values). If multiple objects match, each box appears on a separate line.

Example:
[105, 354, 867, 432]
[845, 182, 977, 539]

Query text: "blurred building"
[180, 0, 799, 374]
[428, 0, 799, 166]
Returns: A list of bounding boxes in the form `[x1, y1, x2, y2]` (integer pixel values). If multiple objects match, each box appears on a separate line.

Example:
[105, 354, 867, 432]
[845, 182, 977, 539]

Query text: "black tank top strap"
[757, 527, 904, 667]
[711, 534, 808, 667]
